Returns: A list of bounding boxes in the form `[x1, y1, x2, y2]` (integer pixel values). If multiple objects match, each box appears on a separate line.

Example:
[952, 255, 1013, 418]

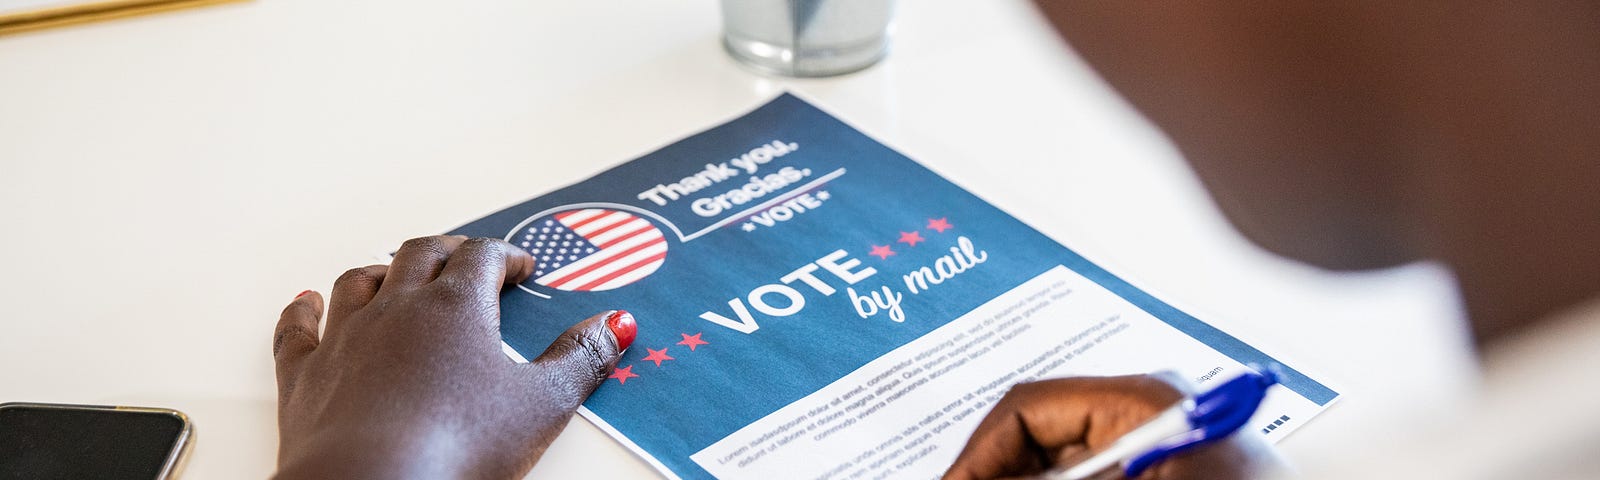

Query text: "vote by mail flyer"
[445, 94, 1340, 480]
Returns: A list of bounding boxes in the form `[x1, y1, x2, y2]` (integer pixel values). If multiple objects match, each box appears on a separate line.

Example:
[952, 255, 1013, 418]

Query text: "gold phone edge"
[0, 402, 196, 479]
[116, 405, 195, 479]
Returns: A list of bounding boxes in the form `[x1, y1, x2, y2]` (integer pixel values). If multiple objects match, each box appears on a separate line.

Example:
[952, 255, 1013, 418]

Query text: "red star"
[643, 347, 674, 367]
[609, 365, 639, 385]
[897, 231, 925, 247]
[869, 244, 896, 260]
[927, 218, 953, 233]
[677, 333, 709, 351]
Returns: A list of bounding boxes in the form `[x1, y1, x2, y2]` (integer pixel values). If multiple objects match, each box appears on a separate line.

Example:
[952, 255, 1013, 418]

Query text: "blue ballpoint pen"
[1041, 368, 1279, 480]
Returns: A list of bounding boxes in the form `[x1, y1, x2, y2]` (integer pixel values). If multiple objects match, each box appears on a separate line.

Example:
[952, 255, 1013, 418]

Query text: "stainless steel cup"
[719, 0, 894, 77]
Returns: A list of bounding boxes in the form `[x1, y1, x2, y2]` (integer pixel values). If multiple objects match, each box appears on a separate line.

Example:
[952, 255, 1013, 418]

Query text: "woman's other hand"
[271, 235, 636, 479]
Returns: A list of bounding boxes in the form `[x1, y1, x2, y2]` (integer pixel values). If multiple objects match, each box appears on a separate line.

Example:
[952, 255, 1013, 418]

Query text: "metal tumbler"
[719, 0, 895, 77]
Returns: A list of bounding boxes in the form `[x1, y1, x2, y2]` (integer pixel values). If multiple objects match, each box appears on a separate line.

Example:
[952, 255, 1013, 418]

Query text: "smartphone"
[0, 402, 194, 479]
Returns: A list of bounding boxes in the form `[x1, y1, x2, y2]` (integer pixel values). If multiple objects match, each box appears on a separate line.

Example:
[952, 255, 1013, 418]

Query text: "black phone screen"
[0, 404, 187, 479]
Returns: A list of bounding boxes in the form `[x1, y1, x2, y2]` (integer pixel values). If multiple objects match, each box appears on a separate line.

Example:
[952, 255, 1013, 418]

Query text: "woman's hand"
[271, 235, 636, 479]
[944, 375, 1281, 480]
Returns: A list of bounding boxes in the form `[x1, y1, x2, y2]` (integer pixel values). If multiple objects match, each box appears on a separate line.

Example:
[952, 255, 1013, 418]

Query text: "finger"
[437, 238, 536, 299]
[528, 310, 636, 410]
[1007, 376, 1183, 448]
[1049, 444, 1094, 474]
[944, 376, 1183, 480]
[944, 381, 1076, 480]
[378, 235, 468, 296]
[324, 264, 387, 336]
[273, 290, 325, 389]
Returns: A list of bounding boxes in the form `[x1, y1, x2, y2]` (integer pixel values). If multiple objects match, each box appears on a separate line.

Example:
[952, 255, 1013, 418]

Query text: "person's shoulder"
[1486, 296, 1600, 377]
[1291, 296, 1600, 480]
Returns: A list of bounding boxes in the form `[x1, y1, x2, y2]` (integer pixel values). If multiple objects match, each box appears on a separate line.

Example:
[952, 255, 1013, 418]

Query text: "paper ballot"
[445, 94, 1339, 479]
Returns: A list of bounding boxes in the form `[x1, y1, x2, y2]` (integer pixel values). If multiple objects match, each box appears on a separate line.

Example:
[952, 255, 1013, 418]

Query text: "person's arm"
[271, 235, 637, 479]
[943, 375, 1283, 480]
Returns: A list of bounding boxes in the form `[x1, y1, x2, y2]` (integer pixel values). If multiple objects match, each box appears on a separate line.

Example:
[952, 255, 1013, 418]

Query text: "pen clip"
[1123, 368, 1278, 477]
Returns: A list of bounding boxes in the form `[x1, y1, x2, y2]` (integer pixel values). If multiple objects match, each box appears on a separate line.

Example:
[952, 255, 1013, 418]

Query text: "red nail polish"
[295, 290, 313, 299]
[605, 310, 636, 350]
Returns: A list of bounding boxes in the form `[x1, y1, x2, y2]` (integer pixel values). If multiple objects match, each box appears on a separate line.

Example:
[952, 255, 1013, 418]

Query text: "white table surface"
[0, 1, 1480, 478]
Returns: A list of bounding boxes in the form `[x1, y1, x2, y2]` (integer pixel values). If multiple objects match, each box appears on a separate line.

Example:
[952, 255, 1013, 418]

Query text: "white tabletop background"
[0, 1, 1478, 478]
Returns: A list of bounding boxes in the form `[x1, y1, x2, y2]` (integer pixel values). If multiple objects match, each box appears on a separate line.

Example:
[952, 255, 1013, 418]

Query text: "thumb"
[530, 310, 636, 406]
[274, 290, 325, 388]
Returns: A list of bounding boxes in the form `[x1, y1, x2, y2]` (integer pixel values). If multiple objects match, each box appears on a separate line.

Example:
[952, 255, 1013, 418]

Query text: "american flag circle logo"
[512, 208, 669, 292]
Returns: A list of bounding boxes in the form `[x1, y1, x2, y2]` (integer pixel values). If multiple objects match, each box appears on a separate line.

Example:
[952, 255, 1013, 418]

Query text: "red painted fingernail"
[295, 290, 313, 299]
[605, 310, 636, 351]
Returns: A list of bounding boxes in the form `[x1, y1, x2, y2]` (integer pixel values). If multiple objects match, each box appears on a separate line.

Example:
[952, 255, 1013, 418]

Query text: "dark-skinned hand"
[944, 375, 1283, 480]
[271, 235, 636, 479]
